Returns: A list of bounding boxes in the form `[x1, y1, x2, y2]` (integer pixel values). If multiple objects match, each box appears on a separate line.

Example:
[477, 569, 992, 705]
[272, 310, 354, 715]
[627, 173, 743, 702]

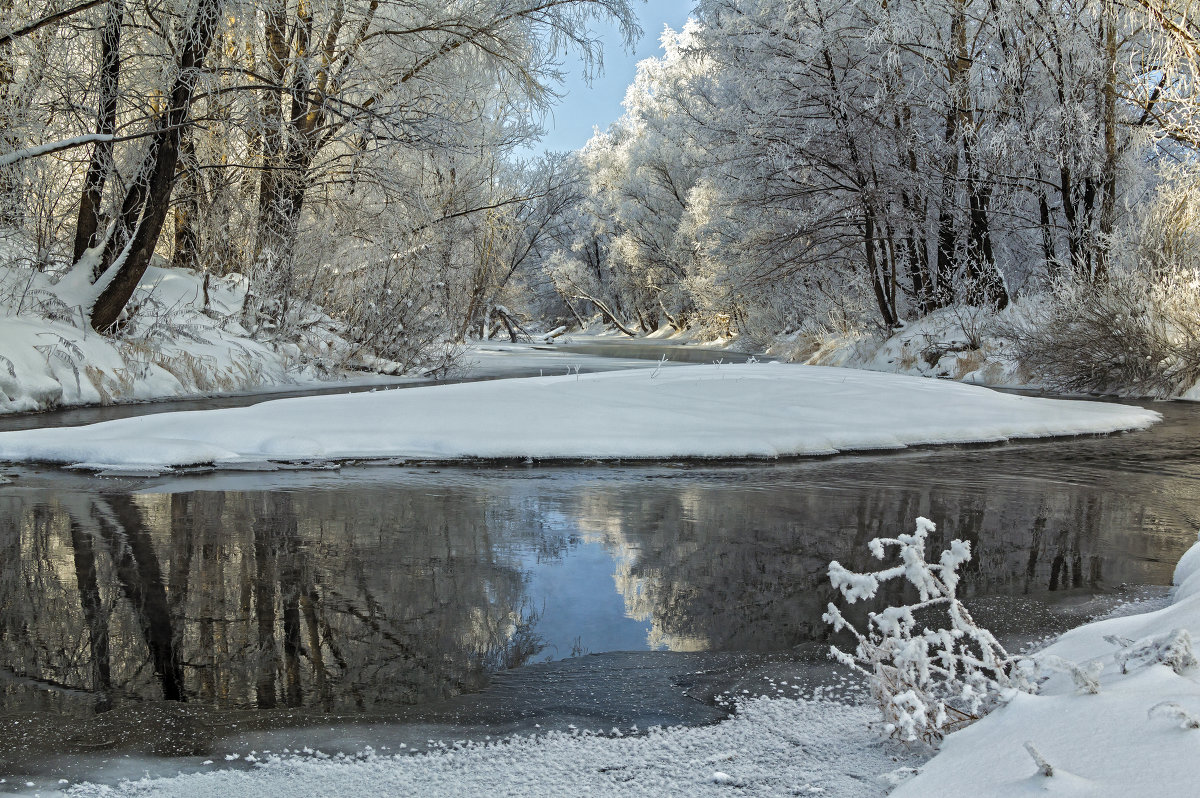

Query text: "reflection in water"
[585, 477, 1183, 651]
[0, 487, 543, 717]
[1, 400, 1199, 736]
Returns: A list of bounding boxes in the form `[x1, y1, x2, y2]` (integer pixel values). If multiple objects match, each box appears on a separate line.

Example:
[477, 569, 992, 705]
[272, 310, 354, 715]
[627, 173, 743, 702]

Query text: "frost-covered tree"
[0, 0, 640, 367]
[564, 0, 1200, 346]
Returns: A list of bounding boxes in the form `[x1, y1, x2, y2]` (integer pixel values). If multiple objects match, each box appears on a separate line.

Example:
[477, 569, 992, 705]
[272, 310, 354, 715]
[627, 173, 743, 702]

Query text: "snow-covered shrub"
[1008, 171, 1200, 397]
[1107, 629, 1197, 675]
[823, 517, 1033, 743]
[1006, 269, 1200, 396]
[1033, 654, 1103, 694]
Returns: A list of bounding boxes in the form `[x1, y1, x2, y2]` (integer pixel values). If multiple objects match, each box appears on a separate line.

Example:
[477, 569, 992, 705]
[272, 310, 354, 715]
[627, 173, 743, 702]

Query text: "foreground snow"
[61, 699, 916, 798]
[0, 364, 1159, 470]
[893, 535, 1200, 797]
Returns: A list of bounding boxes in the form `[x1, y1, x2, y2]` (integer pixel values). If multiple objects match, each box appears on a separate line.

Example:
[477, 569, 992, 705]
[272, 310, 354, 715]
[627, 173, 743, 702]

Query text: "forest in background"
[2, 0, 1200, 399]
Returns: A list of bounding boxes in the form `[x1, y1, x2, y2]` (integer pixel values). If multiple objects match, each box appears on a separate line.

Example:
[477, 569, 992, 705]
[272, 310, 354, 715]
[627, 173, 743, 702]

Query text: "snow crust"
[891, 532, 1200, 797]
[0, 364, 1159, 470]
[61, 698, 917, 798]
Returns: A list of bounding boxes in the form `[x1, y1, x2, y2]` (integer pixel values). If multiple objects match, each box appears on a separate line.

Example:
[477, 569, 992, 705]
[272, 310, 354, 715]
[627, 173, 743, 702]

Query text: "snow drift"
[890, 533, 1200, 797]
[0, 363, 1160, 471]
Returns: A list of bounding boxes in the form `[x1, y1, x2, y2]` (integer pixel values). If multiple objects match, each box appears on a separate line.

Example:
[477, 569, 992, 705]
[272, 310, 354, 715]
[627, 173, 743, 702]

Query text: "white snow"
[773, 305, 1026, 388]
[0, 363, 1159, 471]
[59, 698, 918, 798]
[891, 532, 1200, 797]
[0, 262, 379, 414]
[0, 134, 115, 168]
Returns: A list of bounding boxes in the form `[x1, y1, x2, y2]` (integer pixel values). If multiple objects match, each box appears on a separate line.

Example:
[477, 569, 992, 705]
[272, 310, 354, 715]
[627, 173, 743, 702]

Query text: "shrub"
[823, 517, 1033, 743]
[1006, 269, 1200, 397]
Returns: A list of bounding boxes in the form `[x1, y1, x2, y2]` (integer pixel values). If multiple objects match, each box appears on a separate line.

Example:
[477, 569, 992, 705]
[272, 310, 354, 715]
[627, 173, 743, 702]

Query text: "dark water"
[557, 338, 761, 364]
[0, 381, 1198, 786]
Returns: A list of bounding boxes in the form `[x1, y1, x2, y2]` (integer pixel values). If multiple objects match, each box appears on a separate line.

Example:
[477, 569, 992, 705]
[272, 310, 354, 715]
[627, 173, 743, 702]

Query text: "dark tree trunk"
[172, 128, 200, 270]
[964, 178, 1008, 309]
[89, 0, 223, 332]
[865, 212, 899, 328]
[1039, 190, 1058, 274]
[73, 0, 124, 263]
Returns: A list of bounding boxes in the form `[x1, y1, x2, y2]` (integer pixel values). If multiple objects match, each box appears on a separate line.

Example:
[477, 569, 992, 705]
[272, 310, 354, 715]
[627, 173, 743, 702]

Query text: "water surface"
[0, 363, 1197, 789]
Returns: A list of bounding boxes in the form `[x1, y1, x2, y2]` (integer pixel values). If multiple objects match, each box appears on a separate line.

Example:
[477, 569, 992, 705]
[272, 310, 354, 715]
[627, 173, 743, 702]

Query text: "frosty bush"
[823, 517, 1033, 743]
[1008, 171, 1200, 397]
[1007, 269, 1200, 397]
[1108, 629, 1197, 675]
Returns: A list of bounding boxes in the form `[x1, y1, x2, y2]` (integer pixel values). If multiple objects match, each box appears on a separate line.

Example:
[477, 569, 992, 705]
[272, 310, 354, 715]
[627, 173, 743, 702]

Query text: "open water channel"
[0, 342, 1197, 790]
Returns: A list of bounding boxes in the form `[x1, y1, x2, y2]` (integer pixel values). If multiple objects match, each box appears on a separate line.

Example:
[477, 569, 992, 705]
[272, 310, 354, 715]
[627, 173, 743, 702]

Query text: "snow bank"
[775, 306, 1026, 388]
[61, 698, 917, 798]
[0, 262, 366, 414]
[891, 533, 1200, 797]
[0, 363, 1159, 471]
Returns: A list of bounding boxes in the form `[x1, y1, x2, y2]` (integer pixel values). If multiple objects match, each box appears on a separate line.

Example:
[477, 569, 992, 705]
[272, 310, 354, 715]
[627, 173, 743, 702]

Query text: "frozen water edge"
[57, 697, 922, 798]
[0, 363, 1161, 472]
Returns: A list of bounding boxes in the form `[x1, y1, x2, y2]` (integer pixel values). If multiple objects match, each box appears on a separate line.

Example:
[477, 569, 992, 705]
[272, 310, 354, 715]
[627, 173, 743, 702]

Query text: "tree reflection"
[567, 475, 1188, 652]
[0, 486, 543, 716]
[96, 494, 185, 701]
[0, 463, 1192, 721]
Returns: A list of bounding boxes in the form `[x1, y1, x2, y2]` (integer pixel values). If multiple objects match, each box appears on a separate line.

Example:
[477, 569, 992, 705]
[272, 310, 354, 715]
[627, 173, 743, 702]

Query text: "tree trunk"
[865, 211, 899, 328]
[0, 0, 20, 227]
[253, 0, 291, 265]
[89, 0, 223, 332]
[1096, 9, 1119, 280]
[73, 0, 124, 263]
[172, 127, 200, 270]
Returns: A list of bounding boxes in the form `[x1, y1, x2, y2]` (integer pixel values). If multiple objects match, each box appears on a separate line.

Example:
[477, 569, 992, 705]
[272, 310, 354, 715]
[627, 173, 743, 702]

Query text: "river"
[0, 342, 1196, 790]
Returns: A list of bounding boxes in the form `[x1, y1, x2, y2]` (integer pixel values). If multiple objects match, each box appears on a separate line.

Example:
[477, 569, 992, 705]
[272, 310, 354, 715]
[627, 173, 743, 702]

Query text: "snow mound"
[0, 363, 1160, 471]
[891, 531, 1200, 797]
[63, 698, 916, 798]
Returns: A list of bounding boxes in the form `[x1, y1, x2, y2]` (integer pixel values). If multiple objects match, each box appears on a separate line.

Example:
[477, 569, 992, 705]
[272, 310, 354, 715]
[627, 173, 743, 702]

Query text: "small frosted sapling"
[823, 517, 1034, 743]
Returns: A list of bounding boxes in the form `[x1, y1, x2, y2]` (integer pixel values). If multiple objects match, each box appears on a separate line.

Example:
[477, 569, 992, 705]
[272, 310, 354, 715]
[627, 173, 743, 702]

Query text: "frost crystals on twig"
[823, 517, 1034, 743]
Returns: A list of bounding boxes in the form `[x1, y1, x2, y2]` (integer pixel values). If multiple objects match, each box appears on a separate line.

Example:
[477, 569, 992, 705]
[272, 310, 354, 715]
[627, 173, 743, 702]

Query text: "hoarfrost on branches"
[823, 517, 1034, 743]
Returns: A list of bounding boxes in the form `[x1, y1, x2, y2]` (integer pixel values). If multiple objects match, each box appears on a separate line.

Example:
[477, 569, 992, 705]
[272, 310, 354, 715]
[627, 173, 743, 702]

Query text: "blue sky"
[534, 0, 696, 154]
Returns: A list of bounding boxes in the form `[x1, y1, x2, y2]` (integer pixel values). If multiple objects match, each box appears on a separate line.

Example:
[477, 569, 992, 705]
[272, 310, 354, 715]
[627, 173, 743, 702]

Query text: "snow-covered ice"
[60, 698, 918, 798]
[0, 363, 1159, 471]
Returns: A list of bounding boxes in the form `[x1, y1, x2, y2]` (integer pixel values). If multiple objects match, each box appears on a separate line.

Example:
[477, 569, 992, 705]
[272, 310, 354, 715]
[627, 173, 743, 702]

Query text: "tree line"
[0, 0, 635, 366]
[546, 0, 1200, 352]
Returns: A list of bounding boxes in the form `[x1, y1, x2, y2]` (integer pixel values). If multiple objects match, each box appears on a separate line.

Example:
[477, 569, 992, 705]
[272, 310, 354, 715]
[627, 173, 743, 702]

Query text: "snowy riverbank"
[0, 264, 400, 415]
[893, 532, 1200, 797]
[892, 532, 1200, 792]
[0, 363, 1160, 471]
